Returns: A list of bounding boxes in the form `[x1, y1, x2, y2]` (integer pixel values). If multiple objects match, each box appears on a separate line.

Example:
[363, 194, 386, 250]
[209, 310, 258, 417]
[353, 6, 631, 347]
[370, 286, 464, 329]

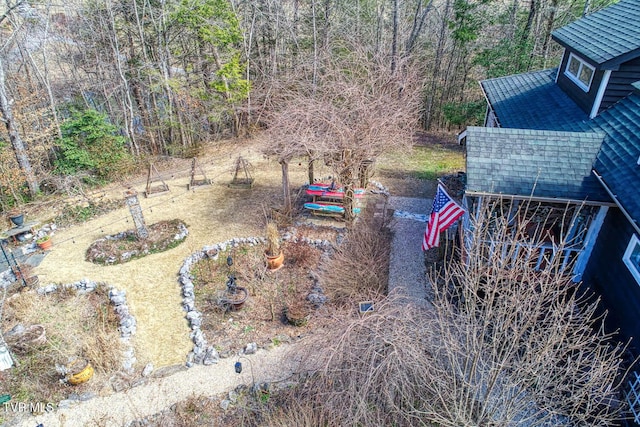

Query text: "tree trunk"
[391, 0, 399, 73]
[308, 154, 315, 184]
[280, 159, 291, 214]
[0, 58, 39, 197]
[541, 0, 558, 67]
[343, 185, 355, 222]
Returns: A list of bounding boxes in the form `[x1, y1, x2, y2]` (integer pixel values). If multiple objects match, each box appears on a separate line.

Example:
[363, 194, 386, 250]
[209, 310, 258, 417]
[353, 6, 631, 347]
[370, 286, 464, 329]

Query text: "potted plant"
[284, 300, 309, 326]
[7, 208, 24, 227]
[36, 235, 52, 250]
[265, 222, 284, 270]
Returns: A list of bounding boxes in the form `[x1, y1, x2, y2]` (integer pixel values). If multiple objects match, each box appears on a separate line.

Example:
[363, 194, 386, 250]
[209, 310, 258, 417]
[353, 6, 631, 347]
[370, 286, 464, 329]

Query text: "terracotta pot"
[285, 305, 309, 327]
[265, 251, 284, 271]
[37, 238, 52, 251]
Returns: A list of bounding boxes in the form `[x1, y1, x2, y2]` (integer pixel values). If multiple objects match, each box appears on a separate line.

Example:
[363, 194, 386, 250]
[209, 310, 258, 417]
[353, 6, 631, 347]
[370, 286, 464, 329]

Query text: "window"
[623, 234, 640, 284]
[565, 53, 595, 92]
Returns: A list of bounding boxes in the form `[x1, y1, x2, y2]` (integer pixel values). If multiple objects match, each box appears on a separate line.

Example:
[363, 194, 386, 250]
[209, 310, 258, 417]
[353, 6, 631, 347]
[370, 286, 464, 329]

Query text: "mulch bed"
[85, 219, 188, 265]
[190, 236, 332, 354]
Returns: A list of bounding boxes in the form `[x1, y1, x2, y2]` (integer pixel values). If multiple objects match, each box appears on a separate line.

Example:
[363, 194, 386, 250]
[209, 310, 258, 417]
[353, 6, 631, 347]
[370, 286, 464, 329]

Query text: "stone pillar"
[124, 190, 149, 239]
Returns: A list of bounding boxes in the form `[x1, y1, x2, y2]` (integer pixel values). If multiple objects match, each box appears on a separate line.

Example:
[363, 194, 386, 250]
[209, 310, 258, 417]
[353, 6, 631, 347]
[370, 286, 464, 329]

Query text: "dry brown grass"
[2, 285, 123, 407]
[320, 203, 392, 305]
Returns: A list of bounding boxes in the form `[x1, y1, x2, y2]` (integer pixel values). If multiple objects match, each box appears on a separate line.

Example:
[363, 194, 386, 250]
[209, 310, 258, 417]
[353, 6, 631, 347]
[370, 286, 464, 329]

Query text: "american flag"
[422, 183, 465, 251]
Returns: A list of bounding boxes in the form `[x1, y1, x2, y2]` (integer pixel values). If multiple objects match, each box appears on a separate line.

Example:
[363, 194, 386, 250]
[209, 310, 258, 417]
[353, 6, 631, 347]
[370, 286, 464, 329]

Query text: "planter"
[8, 213, 24, 227]
[219, 286, 248, 311]
[265, 251, 284, 271]
[66, 358, 94, 385]
[7, 324, 47, 353]
[284, 304, 309, 327]
[37, 237, 52, 251]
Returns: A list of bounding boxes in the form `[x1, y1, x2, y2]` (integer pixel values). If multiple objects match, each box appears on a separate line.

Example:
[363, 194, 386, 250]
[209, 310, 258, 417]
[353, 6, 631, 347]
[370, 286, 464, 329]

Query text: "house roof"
[480, 69, 590, 131]
[592, 91, 640, 221]
[465, 126, 610, 202]
[551, 0, 640, 69]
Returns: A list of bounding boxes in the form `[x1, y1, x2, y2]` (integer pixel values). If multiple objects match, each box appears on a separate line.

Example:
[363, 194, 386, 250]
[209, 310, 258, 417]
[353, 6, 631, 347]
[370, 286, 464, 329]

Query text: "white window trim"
[623, 234, 640, 285]
[564, 52, 595, 92]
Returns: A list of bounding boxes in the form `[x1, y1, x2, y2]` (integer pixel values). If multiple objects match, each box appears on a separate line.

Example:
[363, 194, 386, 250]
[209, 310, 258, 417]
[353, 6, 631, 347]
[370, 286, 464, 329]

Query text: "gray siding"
[557, 51, 604, 115]
[583, 209, 640, 355]
[600, 57, 640, 112]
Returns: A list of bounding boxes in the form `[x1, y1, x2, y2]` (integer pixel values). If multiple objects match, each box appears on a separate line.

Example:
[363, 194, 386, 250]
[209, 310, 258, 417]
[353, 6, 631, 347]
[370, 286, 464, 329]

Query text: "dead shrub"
[321, 215, 391, 305]
[284, 240, 319, 269]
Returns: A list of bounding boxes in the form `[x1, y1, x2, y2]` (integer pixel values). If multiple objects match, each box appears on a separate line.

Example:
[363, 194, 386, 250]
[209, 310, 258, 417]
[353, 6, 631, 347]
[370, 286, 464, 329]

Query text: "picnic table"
[305, 184, 365, 203]
[304, 183, 365, 218]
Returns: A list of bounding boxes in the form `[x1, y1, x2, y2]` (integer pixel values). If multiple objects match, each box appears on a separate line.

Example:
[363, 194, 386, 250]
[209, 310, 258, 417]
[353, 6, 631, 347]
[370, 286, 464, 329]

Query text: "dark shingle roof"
[552, 0, 640, 68]
[481, 69, 590, 131]
[592, 92, 640, 220]
[465, 127, 609, 201]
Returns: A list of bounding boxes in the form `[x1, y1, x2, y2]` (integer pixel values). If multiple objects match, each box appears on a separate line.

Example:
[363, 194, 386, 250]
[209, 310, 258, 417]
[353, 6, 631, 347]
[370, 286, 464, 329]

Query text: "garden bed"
[188, 226, 340, 356]
[85, 219, 188, 265]
[0, 283, 124, 422]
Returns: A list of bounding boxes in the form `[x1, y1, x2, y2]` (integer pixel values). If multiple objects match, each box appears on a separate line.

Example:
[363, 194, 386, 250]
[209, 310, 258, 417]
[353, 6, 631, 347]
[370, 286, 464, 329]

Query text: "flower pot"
[219, 286, 248, 312]
[37, 238, 52, 251]
[7, 324, 46, 353]
[66, 358, 94, 385]
[265, 251, 284, 271]
[284, 304, 309, 327]
[9, 213, 24, 227]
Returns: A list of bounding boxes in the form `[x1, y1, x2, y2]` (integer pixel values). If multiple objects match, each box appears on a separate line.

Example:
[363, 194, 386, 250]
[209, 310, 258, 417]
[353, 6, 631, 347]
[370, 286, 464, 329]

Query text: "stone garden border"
[36, 279, 137, 373]
[178, 226, 345, 367]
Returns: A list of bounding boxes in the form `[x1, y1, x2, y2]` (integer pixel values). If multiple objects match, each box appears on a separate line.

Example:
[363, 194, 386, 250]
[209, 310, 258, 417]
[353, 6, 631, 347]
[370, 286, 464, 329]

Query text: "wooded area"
[0, 0, 614, 208]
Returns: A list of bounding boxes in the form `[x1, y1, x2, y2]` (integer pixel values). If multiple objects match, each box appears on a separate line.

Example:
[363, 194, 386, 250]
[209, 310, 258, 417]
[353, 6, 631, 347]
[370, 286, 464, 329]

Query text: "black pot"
[9, 213, 24, 227]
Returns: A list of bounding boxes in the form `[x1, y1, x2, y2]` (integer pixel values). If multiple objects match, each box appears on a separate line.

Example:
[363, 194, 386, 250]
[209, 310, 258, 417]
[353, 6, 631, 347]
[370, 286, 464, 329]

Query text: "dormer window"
[565, 53, 595, 92]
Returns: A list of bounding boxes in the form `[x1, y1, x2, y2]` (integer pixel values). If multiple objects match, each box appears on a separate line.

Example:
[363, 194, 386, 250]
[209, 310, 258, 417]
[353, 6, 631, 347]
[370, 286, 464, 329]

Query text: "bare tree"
[266, 200, 630, 426]
[0, 56, 39, 197]
[262, 53, 421, 219]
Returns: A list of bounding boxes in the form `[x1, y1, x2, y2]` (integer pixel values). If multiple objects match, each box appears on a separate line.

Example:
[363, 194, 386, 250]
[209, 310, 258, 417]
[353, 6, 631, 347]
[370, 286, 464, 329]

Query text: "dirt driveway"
[34, 140, 313, 368]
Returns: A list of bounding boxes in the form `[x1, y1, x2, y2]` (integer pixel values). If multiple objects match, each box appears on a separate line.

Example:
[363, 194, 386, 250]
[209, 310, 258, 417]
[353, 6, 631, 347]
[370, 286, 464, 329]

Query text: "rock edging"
[178, 232, 341, 367]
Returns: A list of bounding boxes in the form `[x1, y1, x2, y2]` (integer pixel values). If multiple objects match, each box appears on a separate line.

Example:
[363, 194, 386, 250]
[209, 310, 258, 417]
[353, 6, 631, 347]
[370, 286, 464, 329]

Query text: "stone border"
[87, 221, 189, 265]
[36, 279, 137, 373]
[179, 230, 342, 367]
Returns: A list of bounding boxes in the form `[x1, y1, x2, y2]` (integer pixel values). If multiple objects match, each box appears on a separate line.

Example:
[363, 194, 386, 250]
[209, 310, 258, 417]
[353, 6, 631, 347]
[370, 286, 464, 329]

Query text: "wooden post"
[124, 190, 149, 239]
[280, 159, 291, 214]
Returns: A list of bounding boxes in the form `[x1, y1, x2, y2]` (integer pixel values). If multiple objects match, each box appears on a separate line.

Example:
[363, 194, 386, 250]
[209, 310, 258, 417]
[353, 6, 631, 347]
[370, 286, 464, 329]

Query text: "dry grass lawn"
[32, 140, 316, 368]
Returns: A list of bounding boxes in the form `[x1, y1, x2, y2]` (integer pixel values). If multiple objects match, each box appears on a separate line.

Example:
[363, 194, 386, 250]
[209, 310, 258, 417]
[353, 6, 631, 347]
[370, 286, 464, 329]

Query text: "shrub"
[55, 109, 132, 180]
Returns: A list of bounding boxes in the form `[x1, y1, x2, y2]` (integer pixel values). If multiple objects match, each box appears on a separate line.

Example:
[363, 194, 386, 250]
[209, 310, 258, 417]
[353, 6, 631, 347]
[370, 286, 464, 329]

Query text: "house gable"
[552, 0, 640, 69]
[552, 0, 640, 117]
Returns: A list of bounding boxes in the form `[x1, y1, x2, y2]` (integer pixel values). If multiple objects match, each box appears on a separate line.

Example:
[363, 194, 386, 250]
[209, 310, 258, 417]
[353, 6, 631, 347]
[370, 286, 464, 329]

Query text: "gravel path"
[19, 344, 298, 427]
[388, 196, 433, 308]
